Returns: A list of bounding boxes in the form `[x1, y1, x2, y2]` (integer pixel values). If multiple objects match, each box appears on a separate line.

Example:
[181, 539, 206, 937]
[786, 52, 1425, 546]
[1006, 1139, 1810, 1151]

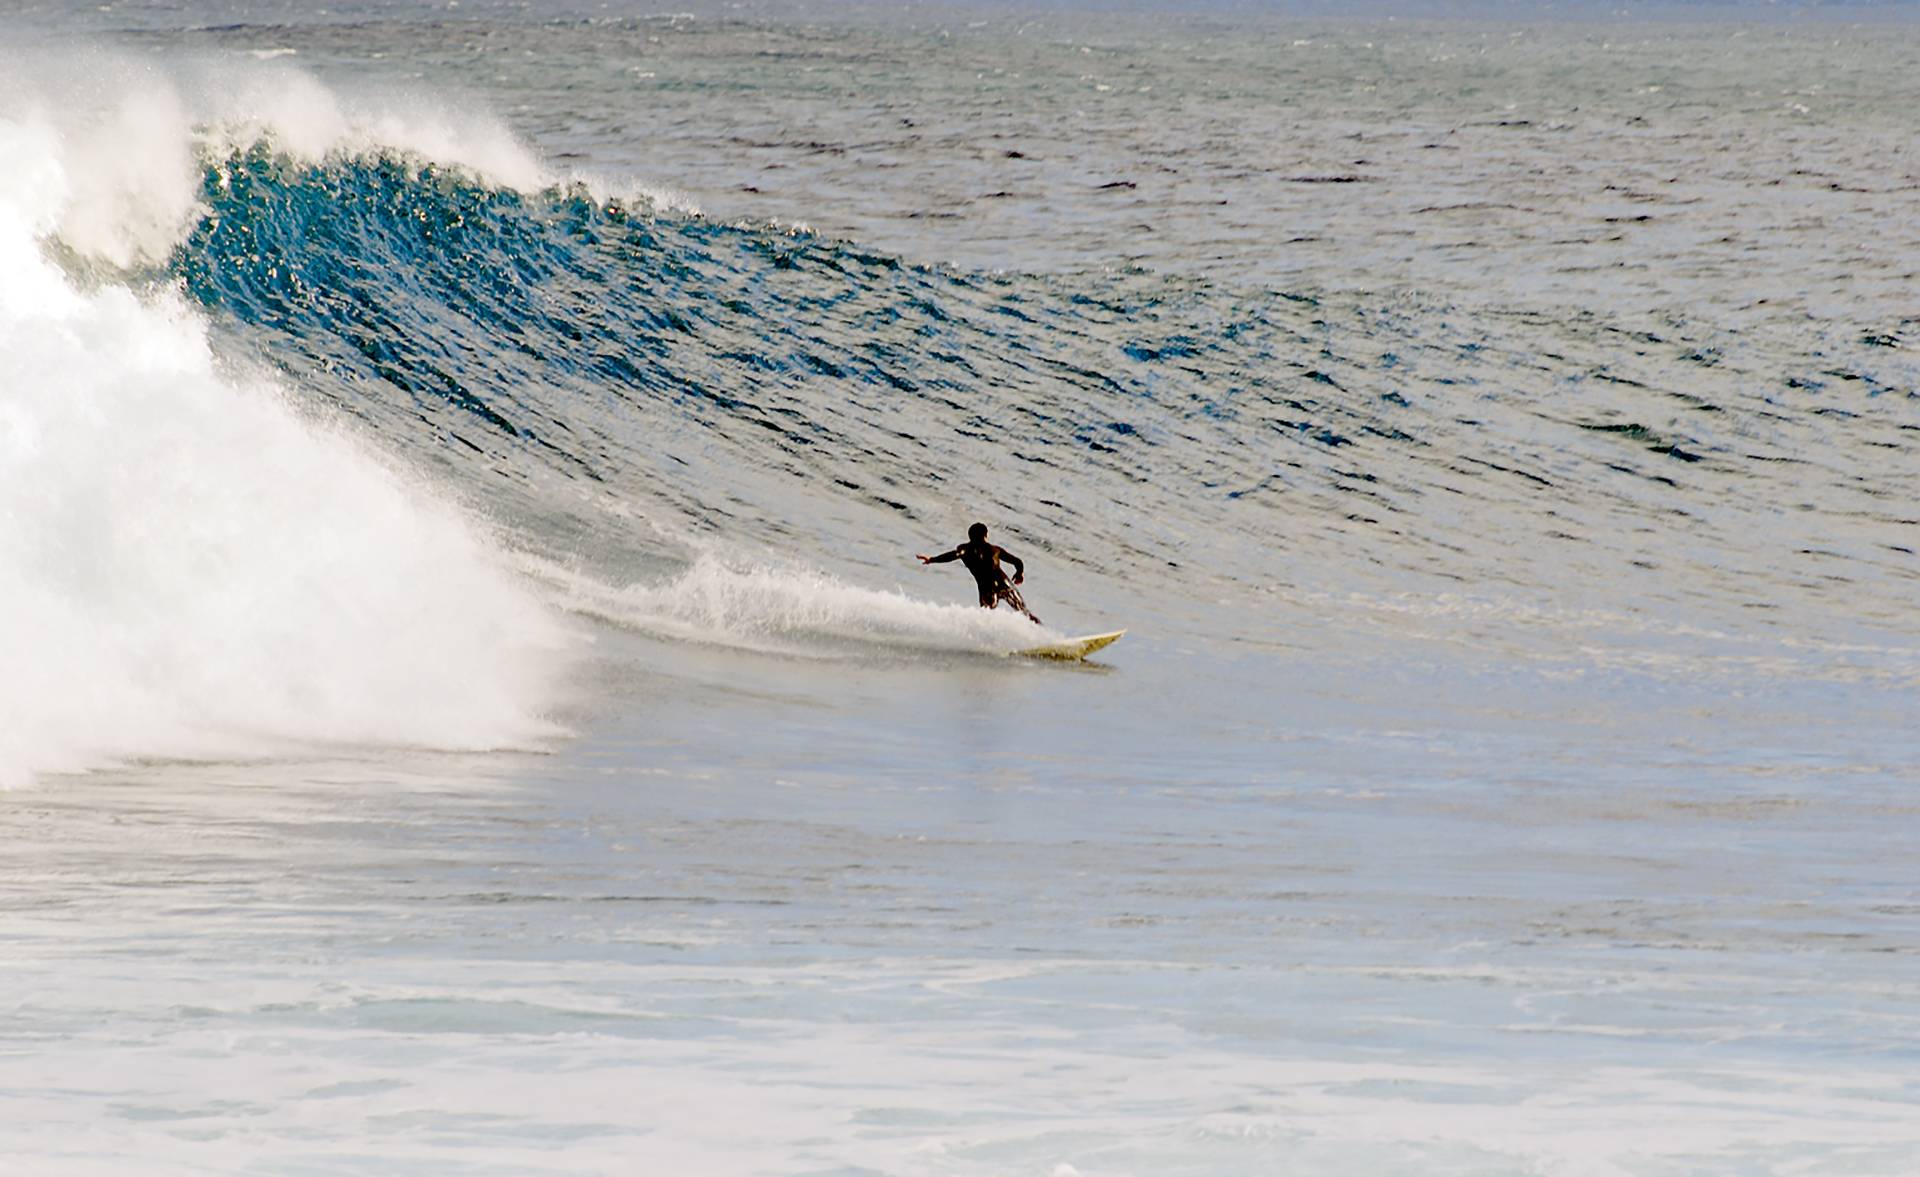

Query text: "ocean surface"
[3, 2, 1919, 1173]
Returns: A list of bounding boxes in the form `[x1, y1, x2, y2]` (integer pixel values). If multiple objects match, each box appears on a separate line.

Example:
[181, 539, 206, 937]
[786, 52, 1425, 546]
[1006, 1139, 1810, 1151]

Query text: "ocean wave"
[8, 46, 1919, 784]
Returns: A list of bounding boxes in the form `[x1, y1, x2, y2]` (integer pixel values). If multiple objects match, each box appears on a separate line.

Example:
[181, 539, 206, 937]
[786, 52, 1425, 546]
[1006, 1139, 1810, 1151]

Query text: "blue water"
[4, 4, 1919, 1174]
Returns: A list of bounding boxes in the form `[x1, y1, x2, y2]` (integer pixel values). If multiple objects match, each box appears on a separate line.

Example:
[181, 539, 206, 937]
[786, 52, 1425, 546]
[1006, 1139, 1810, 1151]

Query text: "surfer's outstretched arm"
[917, 548, 960, 565]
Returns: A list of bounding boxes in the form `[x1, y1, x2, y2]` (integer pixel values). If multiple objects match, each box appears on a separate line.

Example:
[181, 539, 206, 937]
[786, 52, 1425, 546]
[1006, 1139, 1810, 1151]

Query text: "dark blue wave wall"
[173, 147, 1907, 617]
[172, 148, 1403, 583]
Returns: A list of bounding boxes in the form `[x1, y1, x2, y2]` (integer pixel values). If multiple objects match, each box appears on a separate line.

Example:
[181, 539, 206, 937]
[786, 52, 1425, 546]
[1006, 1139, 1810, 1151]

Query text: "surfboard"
[1013, 629, 1126, 661]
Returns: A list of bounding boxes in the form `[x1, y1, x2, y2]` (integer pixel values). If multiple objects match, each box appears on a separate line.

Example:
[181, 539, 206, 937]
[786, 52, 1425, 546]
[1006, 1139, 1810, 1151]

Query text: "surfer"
[917, 523, 1041, 624]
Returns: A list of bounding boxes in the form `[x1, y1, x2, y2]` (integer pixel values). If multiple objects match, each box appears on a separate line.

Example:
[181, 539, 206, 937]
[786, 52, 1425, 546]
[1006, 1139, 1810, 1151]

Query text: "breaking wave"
[7, 45, 1918, 782]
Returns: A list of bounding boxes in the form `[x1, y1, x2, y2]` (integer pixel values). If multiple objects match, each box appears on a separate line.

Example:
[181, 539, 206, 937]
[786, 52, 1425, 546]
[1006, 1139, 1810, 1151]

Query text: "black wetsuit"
[926, 539, 1039, 623]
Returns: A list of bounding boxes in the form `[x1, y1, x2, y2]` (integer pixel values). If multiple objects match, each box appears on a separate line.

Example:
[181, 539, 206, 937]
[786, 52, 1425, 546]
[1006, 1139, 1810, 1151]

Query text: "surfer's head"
[968, 522, 988, 542]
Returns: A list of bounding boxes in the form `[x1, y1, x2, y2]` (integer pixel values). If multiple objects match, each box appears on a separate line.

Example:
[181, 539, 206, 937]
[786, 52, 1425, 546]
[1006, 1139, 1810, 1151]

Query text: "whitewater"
[3, 4, 1918, 1175]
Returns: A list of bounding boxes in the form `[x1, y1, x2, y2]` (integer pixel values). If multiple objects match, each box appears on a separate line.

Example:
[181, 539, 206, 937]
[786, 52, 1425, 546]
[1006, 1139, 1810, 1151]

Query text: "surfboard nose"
[1014, 629, 1126, 661]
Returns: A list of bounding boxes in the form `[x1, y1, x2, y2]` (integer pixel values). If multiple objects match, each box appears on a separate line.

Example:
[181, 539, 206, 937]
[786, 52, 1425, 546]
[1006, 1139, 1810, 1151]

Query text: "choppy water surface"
[2, 2, 1917, 1173]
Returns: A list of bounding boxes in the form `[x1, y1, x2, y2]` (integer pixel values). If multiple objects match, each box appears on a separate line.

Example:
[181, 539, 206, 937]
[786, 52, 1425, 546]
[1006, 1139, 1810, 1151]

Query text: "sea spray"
[523, 550, 1061, 657]
[0, 107, 569, 787]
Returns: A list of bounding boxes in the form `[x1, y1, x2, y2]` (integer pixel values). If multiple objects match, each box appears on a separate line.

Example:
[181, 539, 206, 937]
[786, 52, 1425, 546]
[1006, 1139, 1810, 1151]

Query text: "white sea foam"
[0, 108, 570, 788]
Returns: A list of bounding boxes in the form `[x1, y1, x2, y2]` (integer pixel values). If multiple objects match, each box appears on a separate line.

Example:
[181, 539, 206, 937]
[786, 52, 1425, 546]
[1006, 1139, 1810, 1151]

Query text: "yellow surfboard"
[1013, 629, 1126, 661]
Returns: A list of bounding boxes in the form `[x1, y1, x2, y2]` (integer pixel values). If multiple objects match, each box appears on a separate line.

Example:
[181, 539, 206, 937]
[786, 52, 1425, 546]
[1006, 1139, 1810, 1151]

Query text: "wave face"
[174, 143, 1920, 677]
[174, 148, 1306, 585]
[0, 61, 568, 787]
